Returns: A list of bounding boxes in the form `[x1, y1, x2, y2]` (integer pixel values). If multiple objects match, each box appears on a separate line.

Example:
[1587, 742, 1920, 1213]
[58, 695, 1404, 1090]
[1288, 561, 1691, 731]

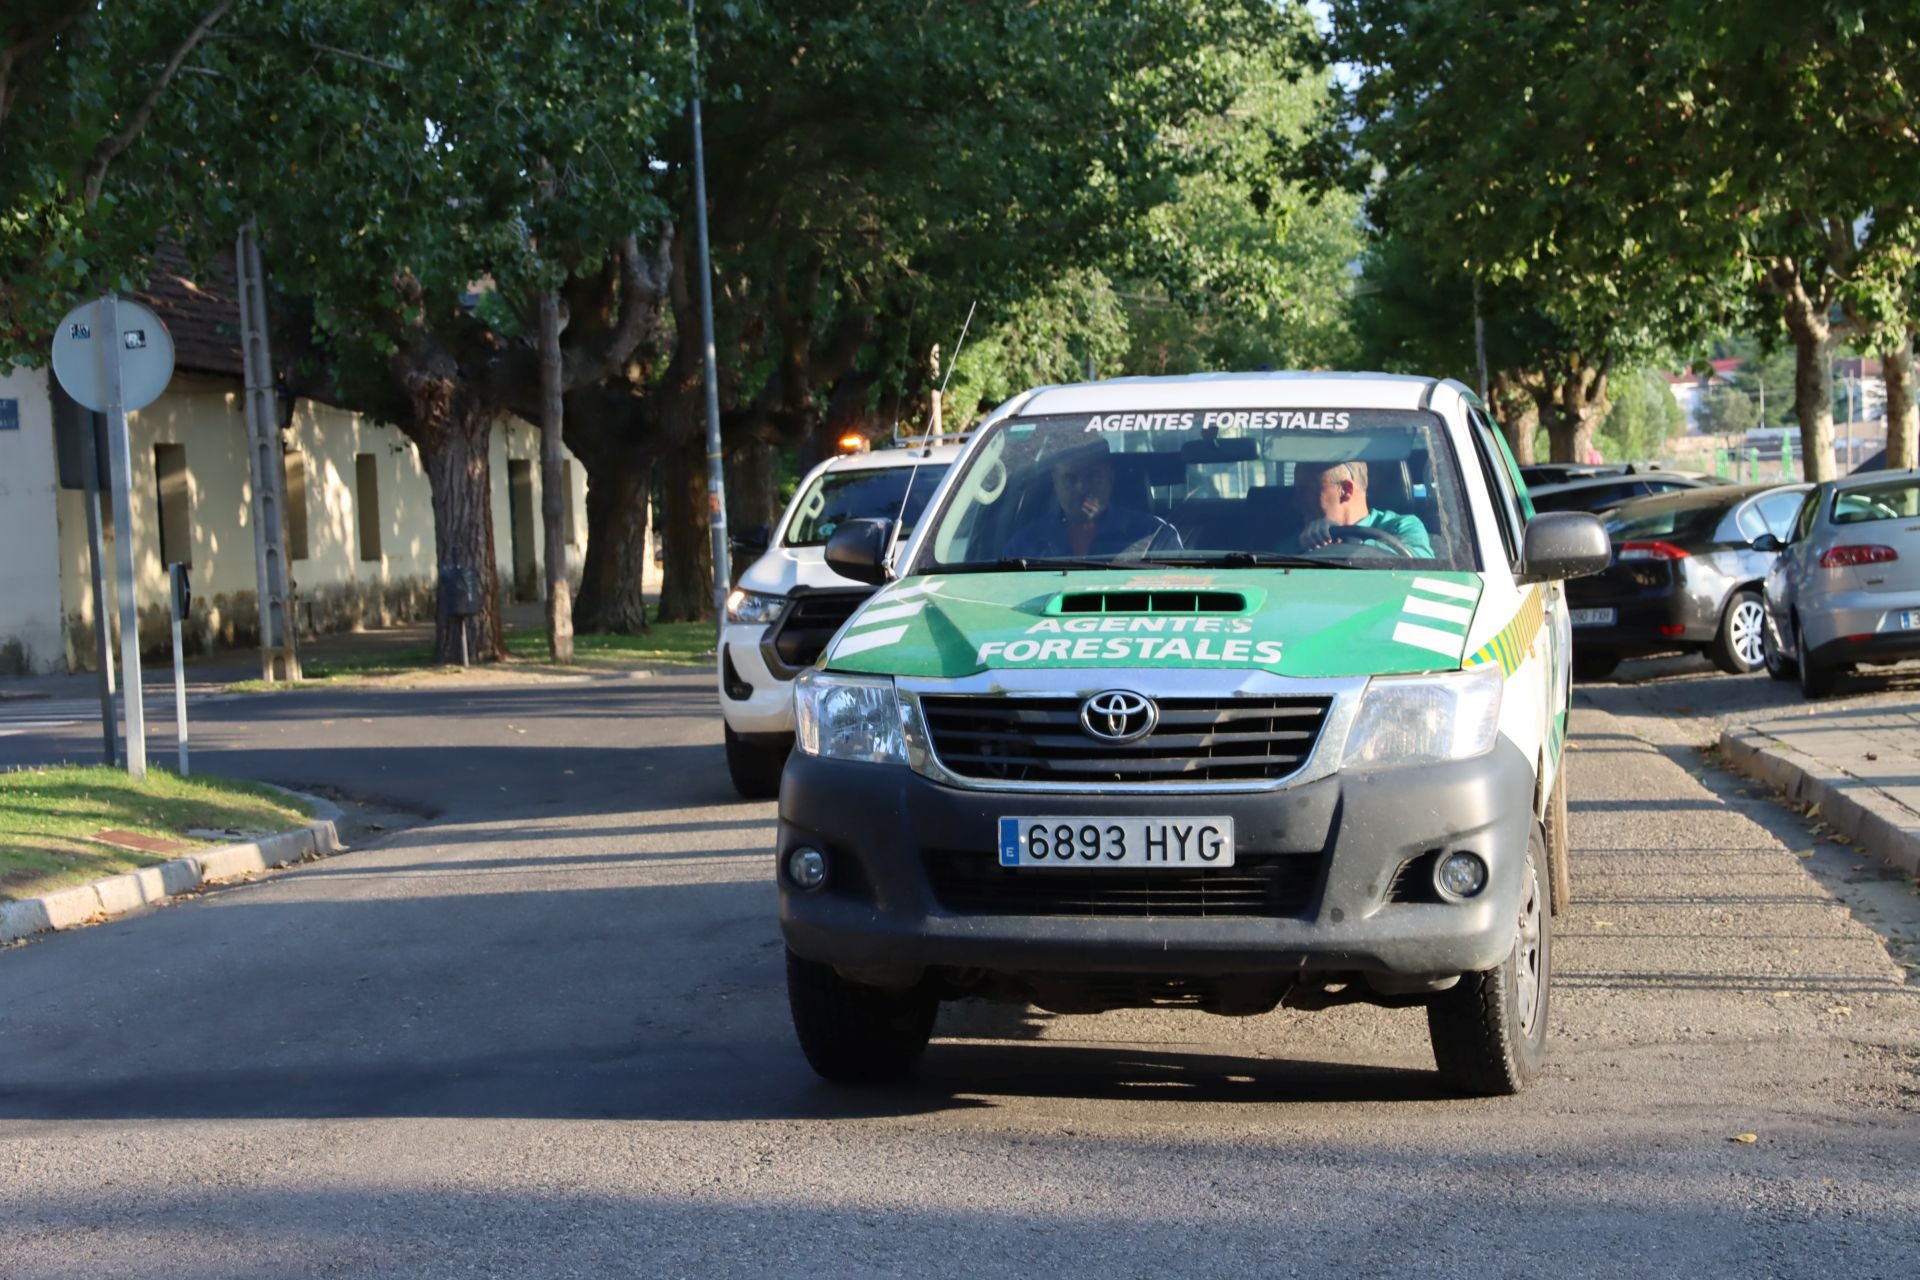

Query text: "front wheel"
[724, 725, 789, 800]
[787, 950, 938, 1085]
[1709, 589, 1767, 674]
[1427, 832, 1551, 1096]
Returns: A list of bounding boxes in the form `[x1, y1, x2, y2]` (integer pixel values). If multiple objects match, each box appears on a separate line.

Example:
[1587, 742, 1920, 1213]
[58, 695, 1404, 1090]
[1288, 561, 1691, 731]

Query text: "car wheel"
[724, 725, 789, 800]
[1762, 611, 1796, 681]
[786, 949, 938, 1085]
[1542, 762, 1571, 916]
[1572, 648, 1620, 681]
[1794, 619, 1839, 699]
[1709, 589, 1767, 674]
[1427, 830, 1550, 1096]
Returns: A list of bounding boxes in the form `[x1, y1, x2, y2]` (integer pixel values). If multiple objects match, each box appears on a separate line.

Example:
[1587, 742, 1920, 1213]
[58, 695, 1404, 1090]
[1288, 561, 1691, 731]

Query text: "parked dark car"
[1528, 472, 1710, 515]
[1520, 463, 1629, 487]
[1564, 483, 1810, 678]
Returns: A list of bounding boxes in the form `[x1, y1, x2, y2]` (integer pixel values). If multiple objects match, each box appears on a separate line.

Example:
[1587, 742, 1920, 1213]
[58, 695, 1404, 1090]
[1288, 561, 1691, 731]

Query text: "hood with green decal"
[823, 568, 1484, 679]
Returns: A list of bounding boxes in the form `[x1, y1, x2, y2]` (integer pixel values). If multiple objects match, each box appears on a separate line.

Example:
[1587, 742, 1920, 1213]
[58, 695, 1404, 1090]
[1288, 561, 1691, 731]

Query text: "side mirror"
[1517, 511, 1610, 584]
[824, 517, 895, 586]
[1751, 533, 1783, 553]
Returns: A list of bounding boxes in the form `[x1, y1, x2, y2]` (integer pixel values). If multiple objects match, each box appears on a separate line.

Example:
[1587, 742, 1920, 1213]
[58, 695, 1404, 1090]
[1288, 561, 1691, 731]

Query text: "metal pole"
[1473, 280, 1490, 402]
[170, 571, 188, 778]
[78, 413, 117, 764]
[687, 0, 730, 626]
[99, 294, 147, 780]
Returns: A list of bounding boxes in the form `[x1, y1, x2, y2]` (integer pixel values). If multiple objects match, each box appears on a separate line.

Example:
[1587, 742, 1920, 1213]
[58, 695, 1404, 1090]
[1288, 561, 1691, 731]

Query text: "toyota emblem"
[1080, 690, 1157, 744]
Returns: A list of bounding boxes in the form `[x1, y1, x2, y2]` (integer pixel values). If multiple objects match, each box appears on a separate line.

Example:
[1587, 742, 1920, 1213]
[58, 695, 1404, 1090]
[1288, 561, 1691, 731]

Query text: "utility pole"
[687, 0, 730, 626]
[1472, 280, 1489, 402]
[236, 221, 301, 681]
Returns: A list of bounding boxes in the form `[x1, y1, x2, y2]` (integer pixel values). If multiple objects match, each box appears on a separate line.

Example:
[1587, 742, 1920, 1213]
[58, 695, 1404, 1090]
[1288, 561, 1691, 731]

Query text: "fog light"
[787, 847, 828, 891]
[1435, 852, 1488, 901]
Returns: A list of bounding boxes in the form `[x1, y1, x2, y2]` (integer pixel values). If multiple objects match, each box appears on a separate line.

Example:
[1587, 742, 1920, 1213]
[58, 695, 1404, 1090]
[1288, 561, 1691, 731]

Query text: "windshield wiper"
[940, 556, 1131, 574]
[1129, 551, 1331, 569]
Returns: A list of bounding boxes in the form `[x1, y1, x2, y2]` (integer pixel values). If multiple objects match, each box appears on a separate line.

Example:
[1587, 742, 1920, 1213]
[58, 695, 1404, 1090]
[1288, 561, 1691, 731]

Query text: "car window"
[1754, 490, 1805, 540]
[1734, 504, 1768, 543]
[1605, 504, 1721, 545]
[1831, 478, 1920, 525]
[1467, 408, 1523, 564]
[920, 408, 1476, 571]
[783, 462, 950, 547]
[1793, 488, 1821, 541]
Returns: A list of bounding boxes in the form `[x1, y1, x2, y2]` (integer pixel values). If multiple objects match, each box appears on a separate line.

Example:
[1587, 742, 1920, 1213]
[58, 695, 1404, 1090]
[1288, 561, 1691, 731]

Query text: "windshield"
[783, 462, 949, 547]
[919, 409, 1473, 572]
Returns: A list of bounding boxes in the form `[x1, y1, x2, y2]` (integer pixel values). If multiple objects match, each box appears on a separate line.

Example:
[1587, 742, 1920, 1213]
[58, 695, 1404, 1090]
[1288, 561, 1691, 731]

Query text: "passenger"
[1294, 460, 1433, 557]
[1004, 442, 1182, 558]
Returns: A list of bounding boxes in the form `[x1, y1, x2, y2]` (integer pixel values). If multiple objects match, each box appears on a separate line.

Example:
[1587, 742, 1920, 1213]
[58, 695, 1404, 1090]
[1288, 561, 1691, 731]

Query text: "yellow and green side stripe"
[1464, 587, 1544, 678]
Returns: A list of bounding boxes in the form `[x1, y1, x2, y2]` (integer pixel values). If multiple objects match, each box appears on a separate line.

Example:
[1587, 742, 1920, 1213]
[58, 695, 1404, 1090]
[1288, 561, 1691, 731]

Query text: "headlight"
[793, 671, 907, 764]
[726, 589, 786, 625]
[1342, 665, 1504, 768]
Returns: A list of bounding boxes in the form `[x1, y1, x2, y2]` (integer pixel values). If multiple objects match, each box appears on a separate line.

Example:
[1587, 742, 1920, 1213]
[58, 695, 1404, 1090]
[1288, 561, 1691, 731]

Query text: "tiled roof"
[134, 242, 243, 379]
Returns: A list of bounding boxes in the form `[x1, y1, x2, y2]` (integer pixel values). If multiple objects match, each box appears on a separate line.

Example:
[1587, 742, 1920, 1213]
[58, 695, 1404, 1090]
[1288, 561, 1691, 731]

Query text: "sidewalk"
[1720, 700, 1920, 878]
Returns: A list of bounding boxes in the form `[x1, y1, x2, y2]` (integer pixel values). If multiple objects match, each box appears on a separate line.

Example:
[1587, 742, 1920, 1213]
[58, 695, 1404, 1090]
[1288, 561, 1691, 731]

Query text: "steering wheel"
[1313, 523, 1416, 558]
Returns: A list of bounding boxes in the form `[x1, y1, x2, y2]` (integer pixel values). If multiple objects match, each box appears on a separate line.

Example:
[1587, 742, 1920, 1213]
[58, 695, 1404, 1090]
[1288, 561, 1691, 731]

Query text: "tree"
[169, 0, 686, 662]
[941, 270, 1131, 425]
[1701, 384, 1758, 439]
[1, 0, 240, 357]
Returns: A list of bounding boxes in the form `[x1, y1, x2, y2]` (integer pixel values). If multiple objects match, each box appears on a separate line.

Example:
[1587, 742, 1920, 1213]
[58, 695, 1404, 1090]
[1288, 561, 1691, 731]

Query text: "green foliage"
[1702, 386, 1759, 437]
[1597, 368, 1689, 461]
[942, 271, 1130, 424]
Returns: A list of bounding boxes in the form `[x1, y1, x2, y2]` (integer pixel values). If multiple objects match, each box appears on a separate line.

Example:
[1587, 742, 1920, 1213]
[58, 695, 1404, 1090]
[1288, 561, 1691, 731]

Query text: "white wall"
[0, 366, 67, 673]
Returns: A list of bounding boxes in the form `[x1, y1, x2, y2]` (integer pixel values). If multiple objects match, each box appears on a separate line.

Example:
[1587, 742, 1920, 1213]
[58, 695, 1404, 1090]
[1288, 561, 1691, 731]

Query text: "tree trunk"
[655, 435, 713, 623]
[1883, 330, 1918, 473]
[1780, 282, 1837, 483]
[726, 436, 779, 553]
[415, 398, 506, 664]
[573, 450, 653, 634]
[1490, 372, 1538, 466]
[1532, 364, 1609, 465]
[538, 290, 573, 663]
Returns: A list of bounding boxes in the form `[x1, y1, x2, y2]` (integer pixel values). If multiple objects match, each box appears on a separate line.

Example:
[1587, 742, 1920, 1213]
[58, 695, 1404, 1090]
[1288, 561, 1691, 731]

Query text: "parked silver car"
[1761, 470, 1920, 697]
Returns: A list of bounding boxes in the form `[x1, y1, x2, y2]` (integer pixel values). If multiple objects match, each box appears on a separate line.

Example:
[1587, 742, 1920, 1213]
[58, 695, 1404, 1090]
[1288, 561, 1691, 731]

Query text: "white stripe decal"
[834, 625, 908, 657]
[1393, 620, 1469, 657]
[1408, 576, 1479, 601]
[890, 578, 945, 598]
[1401, 595, 1474, 627]
[852, 599, 926, 626]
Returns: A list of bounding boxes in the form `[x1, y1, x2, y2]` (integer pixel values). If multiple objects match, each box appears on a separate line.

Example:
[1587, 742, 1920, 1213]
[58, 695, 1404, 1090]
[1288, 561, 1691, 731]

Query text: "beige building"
[0, 257, 648, 675]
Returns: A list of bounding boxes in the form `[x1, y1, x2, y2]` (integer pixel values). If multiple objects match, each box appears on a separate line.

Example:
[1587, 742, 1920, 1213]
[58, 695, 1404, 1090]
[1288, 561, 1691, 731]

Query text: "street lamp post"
[687, 0, 730, 629]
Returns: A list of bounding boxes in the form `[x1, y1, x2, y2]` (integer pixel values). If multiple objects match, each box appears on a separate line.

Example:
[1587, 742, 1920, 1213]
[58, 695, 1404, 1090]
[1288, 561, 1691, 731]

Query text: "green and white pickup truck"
[776, 372, 1610, 1095]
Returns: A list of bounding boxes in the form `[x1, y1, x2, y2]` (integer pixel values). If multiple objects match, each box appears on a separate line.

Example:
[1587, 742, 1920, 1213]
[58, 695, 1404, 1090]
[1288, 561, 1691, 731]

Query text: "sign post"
[169, 563, 191, 776]
[78, 414, 117, 764]
[51, 296, 175, 781]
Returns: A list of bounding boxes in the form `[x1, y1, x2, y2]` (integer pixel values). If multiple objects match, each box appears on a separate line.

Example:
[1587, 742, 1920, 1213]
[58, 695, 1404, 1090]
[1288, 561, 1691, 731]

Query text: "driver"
[1004, 442, 1182, 558]
[1294, 460, 1433, 557]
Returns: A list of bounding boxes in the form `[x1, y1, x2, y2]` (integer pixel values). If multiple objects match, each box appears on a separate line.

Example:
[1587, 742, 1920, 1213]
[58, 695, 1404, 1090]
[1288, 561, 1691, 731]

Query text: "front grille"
[768, 589, 871, 670]
[924, 850, 1320, 918]
[919, 694, 1332, 785]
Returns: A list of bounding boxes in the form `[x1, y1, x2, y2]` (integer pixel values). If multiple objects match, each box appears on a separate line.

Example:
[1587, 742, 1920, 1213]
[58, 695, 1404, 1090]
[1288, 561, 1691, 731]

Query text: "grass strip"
[0, 766, 310, 903]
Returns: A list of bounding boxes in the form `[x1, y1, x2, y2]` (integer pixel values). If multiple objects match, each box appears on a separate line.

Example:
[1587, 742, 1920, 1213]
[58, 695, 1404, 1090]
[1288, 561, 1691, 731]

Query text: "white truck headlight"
[726, 589, 786, 625]
[794, 671, 907, 764]
[1342, 665, 1504, 768]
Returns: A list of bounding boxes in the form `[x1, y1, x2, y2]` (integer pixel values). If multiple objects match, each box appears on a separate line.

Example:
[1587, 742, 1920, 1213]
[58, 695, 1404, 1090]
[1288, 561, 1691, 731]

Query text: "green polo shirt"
[1359, 507, 1434, 558]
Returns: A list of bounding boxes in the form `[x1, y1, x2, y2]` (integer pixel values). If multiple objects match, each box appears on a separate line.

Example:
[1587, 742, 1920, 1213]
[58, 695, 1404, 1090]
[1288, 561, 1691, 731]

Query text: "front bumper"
[777, 738, 1537, 985]
[717, 623, 794, 736]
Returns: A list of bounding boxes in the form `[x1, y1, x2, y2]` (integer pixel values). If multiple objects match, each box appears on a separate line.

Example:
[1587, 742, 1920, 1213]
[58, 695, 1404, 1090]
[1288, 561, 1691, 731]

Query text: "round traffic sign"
[51, 297, 176, 413]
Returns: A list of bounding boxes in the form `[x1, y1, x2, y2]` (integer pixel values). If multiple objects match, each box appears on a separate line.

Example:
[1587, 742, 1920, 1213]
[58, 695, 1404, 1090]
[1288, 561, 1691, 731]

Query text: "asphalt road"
[1, 664, 1917, 1278]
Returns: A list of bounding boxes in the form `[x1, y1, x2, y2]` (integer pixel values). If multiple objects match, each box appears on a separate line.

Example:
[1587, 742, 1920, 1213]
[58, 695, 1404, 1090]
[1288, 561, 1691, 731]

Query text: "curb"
[0, 787, 343, 946]
[1718, 728, 1920, 879]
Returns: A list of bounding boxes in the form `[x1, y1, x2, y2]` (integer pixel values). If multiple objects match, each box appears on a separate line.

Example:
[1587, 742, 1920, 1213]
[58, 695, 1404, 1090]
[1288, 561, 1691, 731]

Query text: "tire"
[1794, 620, 1838, 699]
[724, 725, 788, 800]
[1762, 611, 1796, 682]
[1541, 763, 1572, 916]
[1709, 589, 1767, 675]
[1572, 648, 1620, 681]
[1427, 831, 1551, 1096]
[786, 949, 938, 1085]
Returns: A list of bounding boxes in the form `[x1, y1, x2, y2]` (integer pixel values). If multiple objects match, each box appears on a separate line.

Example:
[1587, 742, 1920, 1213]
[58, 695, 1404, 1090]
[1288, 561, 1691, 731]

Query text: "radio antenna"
[938, 300, 977, 396]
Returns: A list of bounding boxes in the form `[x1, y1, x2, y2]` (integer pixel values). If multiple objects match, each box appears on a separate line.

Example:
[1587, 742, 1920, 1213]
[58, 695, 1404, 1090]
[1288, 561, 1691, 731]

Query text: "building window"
[354, 452, 382, 561]
[153, 443, 190, 567]
[284, 449, 310, 561]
